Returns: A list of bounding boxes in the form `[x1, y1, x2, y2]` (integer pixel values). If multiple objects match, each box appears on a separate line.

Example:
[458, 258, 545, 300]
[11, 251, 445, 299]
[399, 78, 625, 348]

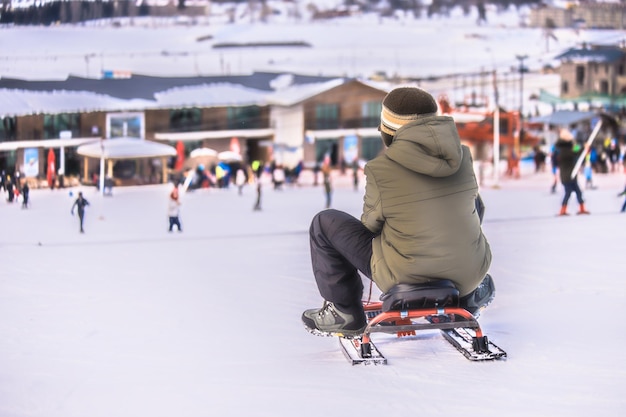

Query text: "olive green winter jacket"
[361, 115, 492, 296]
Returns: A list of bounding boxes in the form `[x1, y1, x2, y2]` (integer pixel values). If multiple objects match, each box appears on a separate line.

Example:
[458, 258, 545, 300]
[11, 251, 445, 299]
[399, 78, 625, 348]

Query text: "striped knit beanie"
[379, 87, 438, 146]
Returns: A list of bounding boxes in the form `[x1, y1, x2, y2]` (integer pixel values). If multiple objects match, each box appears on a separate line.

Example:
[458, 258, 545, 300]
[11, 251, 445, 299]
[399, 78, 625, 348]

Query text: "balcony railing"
[306, 117, 380, 131]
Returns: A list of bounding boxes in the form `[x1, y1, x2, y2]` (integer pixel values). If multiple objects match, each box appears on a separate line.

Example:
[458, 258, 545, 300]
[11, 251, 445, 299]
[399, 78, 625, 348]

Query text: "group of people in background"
[184, 159, 304, 193]
[5, 122, 626, 242]
[1, 170, 30, 208]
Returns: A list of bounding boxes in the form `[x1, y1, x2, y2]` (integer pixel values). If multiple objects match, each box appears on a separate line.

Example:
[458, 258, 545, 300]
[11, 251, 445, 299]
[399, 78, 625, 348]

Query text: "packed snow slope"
[1, 164, 625, 417]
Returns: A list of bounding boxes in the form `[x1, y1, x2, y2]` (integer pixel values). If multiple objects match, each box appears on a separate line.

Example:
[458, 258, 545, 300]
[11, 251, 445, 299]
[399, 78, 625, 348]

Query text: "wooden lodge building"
[0, 72, 390, 187]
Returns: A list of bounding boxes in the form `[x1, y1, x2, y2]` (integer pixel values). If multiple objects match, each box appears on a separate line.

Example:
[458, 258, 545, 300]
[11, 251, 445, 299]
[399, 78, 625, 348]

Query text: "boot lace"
[317, 301, 338, 319]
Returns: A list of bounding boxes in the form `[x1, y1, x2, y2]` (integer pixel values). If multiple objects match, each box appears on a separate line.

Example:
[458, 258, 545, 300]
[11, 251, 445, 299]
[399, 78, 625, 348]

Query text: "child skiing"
[167, 186, 182, 232]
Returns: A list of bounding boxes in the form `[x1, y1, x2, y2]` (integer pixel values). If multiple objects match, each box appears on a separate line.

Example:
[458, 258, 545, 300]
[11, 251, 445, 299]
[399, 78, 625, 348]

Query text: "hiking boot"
[302, 301, 366, 338]
[577, 203, 590, 215]
[460, 274, 496, 318]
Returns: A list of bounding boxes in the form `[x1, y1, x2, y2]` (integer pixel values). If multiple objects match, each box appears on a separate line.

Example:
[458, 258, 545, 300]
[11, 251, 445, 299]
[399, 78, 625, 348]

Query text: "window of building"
[361, 136, 383, 161]
[576, 66, 585, 86]
[315, 139, 338, 165]
[562, 80, 569, 94]
[361, 101, 382, 128]
[314, 103, 339, 129]
[170, 108, 202, 132]
[227, 106, 262, 129]
[0, 116, 17, 141]
[600, 80, 609, 94]
[43, 113, 80, 139]
[107, 112, 144, 138]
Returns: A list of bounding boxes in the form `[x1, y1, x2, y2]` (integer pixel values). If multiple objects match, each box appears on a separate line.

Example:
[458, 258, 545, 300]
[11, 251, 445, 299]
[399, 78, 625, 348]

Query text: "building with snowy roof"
[0, 72, 389, 187]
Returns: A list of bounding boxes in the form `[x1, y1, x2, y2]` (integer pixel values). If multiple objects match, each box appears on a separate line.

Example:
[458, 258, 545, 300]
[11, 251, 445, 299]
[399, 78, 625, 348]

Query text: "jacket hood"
[384, 115, 463, 178]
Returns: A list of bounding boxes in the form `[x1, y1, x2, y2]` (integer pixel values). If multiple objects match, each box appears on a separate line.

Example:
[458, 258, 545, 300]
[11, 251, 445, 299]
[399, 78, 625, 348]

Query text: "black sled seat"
[380, 279, 459, 312]
[357, 279, 494, 359]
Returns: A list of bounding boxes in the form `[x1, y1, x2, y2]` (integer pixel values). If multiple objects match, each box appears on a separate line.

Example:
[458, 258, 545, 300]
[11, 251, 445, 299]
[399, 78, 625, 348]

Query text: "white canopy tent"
[189, 147, 218, 158]
[185, 147, 219, 170]
[76, 138, 176, 159]
[76, 138, 176, 193]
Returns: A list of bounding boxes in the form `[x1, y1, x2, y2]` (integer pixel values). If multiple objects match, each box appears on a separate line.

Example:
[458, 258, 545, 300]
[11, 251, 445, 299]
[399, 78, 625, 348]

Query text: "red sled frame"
[339, 300, 506, 364]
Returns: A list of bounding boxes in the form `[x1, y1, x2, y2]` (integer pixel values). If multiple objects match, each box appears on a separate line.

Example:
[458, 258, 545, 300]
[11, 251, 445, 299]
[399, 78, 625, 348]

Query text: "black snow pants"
[561, 179, 584, 206]
[309, 209, 375, 315]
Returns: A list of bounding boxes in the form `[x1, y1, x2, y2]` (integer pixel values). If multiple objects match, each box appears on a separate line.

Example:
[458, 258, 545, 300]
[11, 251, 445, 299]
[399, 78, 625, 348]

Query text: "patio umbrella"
[218, 151, 243, 163]
[185, 147, 218, 170]
[189, 147, 218, 158]
[47, 148, 56, 187]
[77, 138, 177, 195]
[174, 141, 185, 171]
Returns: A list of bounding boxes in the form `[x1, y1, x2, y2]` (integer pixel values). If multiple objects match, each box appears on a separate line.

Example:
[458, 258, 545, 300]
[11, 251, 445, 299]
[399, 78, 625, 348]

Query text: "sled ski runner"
[335, 279, 507, 365]
[339, 325, 506, 365]
[441, 327, 506, 361]
[340, 337, 387, 365]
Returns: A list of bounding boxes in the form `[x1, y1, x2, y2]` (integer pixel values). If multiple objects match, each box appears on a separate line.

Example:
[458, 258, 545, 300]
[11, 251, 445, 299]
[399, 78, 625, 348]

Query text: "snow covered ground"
[1, 5, 626, 415]
[1, 163, 625, 417]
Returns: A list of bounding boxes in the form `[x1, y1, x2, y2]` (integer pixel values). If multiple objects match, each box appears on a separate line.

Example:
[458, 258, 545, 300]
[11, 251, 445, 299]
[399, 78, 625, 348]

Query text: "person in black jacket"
[21, 182, 29, 208]
[555, 128, 590, 216]
[71, 192, 90, 233]
[6, 175, 15, 202]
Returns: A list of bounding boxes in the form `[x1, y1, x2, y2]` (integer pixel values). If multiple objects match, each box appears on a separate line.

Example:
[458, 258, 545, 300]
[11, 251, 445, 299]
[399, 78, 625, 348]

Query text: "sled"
[340, 279, 507, 365]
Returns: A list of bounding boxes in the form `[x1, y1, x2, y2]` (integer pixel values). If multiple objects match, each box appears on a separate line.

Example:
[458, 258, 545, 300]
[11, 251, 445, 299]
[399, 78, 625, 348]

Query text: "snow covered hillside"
[1, 164, 625, 417]
[1, 6, 624, 112]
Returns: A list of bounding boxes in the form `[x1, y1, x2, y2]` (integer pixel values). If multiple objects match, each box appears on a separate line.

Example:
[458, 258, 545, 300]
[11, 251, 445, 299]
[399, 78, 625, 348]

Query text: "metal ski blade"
[339, 337, 387, 365]
[441, 328, 507, 361]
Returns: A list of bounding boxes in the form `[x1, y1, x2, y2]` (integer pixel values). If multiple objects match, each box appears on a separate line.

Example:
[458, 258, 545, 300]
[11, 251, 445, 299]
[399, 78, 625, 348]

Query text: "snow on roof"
[266, 78, 347, 106]
[555, 47, 626, 64]
[153, 83, 269, 108]
[0, 89, 154, 117]
[0, 75, 353, 117]
[0, 77, 366, 117]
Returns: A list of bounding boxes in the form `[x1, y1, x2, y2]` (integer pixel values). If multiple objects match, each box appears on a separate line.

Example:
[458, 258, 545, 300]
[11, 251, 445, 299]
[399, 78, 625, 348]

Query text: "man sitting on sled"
[302, 87, 494, 338]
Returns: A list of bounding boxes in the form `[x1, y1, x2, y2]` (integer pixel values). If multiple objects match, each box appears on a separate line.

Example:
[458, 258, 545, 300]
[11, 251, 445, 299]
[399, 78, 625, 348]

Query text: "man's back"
[362, 116, 491, 296]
